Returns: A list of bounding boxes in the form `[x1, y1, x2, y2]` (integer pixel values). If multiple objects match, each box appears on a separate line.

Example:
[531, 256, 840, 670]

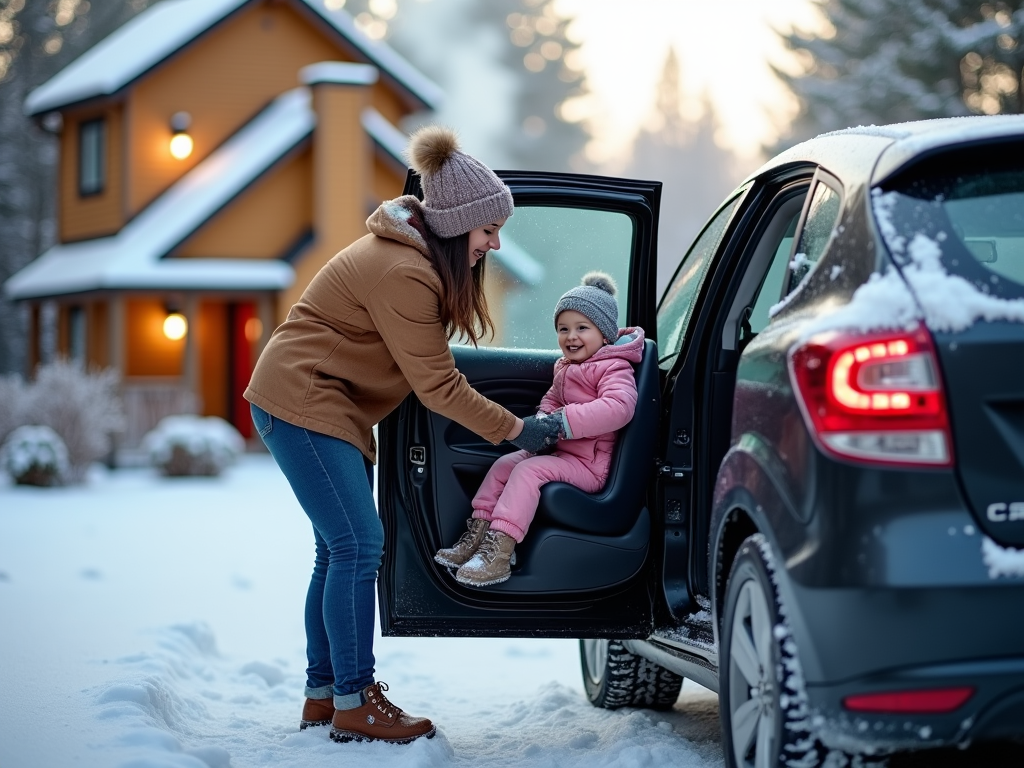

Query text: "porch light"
[169, 111, 193, 160]
[163, 311, 188, 341]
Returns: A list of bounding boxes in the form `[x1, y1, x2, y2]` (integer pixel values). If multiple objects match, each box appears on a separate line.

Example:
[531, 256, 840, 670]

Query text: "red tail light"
[788, 327, 953, 467]
[844, 687, 974, 714]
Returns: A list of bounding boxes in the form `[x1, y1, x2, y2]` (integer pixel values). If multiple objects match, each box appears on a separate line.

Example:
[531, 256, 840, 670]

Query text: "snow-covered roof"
[6, 88, 315, 300]
[361, 107, 407, 166]
[24, 0, 442, 117]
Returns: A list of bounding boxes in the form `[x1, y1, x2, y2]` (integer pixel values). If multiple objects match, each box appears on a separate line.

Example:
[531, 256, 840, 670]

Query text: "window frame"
[78, 117, 107, 197]
[780, 169, 843, 301]
[655, 190, 745, 371]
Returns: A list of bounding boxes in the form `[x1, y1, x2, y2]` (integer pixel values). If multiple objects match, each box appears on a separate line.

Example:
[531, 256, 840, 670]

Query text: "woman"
[244, 126, 561, 745]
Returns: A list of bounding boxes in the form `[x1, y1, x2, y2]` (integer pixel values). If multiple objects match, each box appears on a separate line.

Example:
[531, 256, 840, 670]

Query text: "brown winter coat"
[244, 196, 515, 463]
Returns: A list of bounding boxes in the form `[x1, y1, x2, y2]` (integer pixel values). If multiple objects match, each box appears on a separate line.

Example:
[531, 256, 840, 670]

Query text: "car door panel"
[379, 171, 661, 638]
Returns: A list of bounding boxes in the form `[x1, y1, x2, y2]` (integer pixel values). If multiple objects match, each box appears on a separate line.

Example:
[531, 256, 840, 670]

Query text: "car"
[376, 115, 1024, 767]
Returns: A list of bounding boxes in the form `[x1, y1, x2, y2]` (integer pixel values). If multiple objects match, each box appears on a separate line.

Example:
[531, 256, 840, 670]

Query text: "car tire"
[579, 638, 683, 710]
[721, 533, 823, 768]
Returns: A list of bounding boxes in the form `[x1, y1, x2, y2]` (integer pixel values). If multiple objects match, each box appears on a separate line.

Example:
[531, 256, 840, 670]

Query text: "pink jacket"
[538, 327, 645, 475]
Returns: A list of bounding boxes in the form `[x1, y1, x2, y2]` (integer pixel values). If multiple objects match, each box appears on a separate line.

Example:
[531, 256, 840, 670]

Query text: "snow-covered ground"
[0, 454, 724, 768]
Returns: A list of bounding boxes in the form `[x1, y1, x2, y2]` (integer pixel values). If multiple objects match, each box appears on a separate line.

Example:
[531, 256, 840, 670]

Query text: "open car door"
[378, 171, 661, 638]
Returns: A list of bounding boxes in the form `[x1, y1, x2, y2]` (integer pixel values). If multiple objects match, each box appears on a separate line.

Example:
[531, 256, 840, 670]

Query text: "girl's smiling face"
[467, 218, 507, 268]
[556, 310, 606, 362]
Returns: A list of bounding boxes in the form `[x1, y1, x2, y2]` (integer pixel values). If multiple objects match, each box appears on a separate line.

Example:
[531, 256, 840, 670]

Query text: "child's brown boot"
[455, 529, 516, 586]
[299, 697, 334, 729]
[329, 682, 436, 744]
[434, 517, 490, 567]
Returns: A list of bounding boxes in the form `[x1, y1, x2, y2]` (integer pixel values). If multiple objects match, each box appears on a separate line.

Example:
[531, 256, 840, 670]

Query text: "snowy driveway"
[3, 455, 1020, 767]
[0, 455, 723, 768]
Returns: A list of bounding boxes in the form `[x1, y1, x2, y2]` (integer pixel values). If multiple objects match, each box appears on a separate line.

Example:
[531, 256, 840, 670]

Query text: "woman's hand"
[507, 414, 563, 453]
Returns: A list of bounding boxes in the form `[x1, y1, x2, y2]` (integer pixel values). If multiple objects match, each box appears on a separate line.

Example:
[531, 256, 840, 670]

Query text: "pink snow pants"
[471, 449, 607, 543]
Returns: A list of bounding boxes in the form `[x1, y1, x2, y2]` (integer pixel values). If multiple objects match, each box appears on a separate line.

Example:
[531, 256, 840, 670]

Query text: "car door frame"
[655, 164, 820, 620]
[378, 169, 663, 638]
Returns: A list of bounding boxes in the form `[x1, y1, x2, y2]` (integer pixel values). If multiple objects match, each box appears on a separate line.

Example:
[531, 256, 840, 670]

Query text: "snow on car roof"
[5, 88, 318, 300]
[751, 115, 1024, 186]
[24, 0, 442, 117]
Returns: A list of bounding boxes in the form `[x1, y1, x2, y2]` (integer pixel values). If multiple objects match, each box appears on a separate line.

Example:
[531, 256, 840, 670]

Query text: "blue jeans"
[250, 403, 381, 703]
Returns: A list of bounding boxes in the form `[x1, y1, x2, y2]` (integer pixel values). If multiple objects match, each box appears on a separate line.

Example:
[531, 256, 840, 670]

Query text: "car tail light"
[844, 687, 974, 714]
[788, 327, 953, 467]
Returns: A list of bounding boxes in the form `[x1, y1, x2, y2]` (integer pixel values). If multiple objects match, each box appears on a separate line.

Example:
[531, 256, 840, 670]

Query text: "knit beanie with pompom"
[405, 125, 514, 239]
[553, 272, 621, 344]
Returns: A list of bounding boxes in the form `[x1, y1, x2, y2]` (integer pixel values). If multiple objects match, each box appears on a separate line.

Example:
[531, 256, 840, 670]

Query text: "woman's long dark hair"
[421, 229, 495, 346]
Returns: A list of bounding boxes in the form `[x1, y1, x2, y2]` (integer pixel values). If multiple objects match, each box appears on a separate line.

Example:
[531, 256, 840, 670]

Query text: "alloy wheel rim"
[583, 638, 609, 686]
[729, 578, 777, 768]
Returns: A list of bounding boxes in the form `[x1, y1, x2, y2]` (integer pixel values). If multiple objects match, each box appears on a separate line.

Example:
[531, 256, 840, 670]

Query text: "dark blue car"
[378, 115, 1024, 767]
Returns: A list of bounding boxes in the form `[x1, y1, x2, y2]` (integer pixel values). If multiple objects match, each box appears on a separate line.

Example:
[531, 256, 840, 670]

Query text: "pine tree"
[0, 0, 153, 374]
[626, 49, 743, 292]
[776, 0, 1024, 145]
[468, 0, 589, 172]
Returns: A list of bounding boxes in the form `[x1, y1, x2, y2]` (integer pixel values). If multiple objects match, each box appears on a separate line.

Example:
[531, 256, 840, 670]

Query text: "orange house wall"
[174, 145, 313, 259]
[125, 299, 185, 377]
[60, 104, 124, 242]
[123, 0, 409, 217]
[372, 153, 405, 208]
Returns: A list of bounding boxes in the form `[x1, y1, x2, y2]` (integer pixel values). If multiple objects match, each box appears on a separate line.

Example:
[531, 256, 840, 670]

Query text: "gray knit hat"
[553, 272, 620, 344]
[406, 125, 514, 239]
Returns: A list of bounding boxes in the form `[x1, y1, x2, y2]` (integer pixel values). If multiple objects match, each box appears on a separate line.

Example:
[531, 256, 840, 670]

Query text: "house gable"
[126, 0, 364, 216]
[172, 143, 314, 260]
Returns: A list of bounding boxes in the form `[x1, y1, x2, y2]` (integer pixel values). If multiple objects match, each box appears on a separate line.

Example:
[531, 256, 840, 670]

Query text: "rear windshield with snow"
[877, 152, 1024, 300]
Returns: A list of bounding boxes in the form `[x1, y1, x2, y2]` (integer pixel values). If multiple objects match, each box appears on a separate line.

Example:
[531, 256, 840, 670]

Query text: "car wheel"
[721, 534, 822, 768]
[579, 638, 683, 710]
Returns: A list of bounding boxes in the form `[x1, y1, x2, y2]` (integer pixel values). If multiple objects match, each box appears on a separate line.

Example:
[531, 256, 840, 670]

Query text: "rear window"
[878, 153, 1024, 300]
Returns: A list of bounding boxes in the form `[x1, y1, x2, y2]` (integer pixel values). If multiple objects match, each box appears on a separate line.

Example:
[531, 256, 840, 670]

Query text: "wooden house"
[5, 0, 441, 443]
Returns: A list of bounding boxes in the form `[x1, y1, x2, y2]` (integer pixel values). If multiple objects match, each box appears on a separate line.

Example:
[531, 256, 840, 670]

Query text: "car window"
[785, 181, 841, 295]
[880, 163, 1024, 298]
[747, 212, 800, 335]
[657, 195, 741, 370]
[473, 206, 633, 349]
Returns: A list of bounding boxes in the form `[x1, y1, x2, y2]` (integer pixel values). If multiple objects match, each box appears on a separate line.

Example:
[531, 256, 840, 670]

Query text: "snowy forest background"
[2, 0, 1024, 376]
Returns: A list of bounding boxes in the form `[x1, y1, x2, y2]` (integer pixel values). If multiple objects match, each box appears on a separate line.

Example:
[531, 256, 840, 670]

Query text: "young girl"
[435, 272, 645, 586]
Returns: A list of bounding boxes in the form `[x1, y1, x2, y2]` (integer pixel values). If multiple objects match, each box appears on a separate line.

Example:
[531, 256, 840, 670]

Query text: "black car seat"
[534, 338, 660, 536]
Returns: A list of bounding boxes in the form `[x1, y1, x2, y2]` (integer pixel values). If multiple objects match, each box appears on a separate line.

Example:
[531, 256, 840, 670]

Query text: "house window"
[69, 305, 86, 364]
[79, 118, 106, 196]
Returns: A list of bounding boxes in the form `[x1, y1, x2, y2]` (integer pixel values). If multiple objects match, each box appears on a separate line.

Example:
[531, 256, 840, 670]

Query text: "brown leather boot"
[434, 517, 490, 567]
[329, 682, 436, 744]
[299, 697, 334, 730]
[455, 529, 516, 586]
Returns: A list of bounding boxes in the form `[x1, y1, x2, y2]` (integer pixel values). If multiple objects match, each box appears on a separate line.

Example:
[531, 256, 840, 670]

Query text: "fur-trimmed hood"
[365, 195, 431, 256]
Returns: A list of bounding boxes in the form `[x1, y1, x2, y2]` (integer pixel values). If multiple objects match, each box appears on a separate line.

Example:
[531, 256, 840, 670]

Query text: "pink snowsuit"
[471, 327, 645, 543]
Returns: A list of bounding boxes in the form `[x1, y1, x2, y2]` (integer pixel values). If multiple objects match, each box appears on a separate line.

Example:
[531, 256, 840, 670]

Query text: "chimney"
[299, 61, 379, 279]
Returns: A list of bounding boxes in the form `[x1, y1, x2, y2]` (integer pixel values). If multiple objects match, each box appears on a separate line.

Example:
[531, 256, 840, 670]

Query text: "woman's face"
[466, 218, 507, 268]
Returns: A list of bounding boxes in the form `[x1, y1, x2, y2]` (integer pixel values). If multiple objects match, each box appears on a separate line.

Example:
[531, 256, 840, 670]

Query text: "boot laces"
[476, 531, 502, 564]
[454, 519, 483, 549]
[368, 682, 400, 719]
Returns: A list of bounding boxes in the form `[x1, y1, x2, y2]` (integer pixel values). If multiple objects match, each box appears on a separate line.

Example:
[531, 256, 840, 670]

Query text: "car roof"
[747, 114, 1024, 188]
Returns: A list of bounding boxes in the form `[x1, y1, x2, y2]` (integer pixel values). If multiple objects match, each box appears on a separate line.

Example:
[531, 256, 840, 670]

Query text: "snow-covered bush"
[21, 361, 125, 482]
[1, 425, 70, 487]
[142, 415, 245, 477]
[0, 374, 28, 448]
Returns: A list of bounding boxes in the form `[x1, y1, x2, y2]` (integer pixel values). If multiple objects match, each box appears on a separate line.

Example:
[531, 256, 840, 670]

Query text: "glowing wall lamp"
[169, 111, 193, 160]
[163, 306, 188, 341]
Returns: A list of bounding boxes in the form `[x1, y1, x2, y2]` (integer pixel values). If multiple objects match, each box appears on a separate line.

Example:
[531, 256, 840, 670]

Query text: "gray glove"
[508, 414, 563, 453]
